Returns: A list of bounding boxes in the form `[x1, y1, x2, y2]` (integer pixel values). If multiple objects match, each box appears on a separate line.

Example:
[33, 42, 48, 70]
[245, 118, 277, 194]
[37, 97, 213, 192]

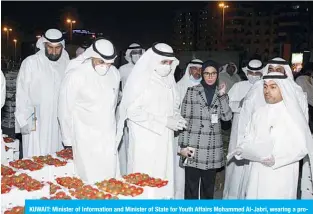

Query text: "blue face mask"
[189, 75, 202, 83]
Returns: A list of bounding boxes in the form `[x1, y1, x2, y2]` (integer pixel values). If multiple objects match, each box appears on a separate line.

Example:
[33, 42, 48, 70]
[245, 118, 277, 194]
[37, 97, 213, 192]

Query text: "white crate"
[4, 139, 19, 151]
[13, 151, 19, 160]
[1, 184, 49, 209]
[2, 149, 14, 164]
[16, 162, 76, 183]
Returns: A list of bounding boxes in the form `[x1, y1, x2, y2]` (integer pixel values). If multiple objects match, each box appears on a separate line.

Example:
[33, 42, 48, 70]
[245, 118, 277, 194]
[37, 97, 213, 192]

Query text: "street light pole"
[67, 19, 76, 43]
[218, 3, 229, 47]
[13, 39, 17, 62]
[3, 27, 12, 56]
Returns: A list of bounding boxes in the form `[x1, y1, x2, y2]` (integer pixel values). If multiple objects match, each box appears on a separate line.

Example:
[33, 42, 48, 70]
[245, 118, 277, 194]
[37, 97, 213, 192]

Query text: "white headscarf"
[65, 38, 117, 74]
[124, 43, 145, 63]
[220, 62, 238, 74]
[36, 29, 66, 50]
[263, 72, 313, 178]
[296, 76, 313, 106]
[36, 29, 69, 61]
[76, 47, 86, 57]
[242, 59, 263, 77]
[263, 57, 293, 80]
[176, 59, 203, 102]
[116, 43, 179, 147]
[180, 59, 203, 82]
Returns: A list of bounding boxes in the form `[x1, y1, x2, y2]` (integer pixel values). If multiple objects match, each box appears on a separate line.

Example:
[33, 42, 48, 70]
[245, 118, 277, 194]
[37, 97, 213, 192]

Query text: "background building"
[172, 2, 312, 61]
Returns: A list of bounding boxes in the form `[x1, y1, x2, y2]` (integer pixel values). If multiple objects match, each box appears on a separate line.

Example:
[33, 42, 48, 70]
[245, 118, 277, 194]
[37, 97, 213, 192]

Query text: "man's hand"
[180, 147, 194, 158]
[166, 115, 187, 131]
[260, 155, 275, 167]
[234, 147, 243, 160]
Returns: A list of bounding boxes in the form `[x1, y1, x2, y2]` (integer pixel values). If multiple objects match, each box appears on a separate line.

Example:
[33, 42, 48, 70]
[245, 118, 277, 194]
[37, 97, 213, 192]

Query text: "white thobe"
[119, 62, 134, 91]
[15, 52, 69, 158]
[118, 62, 135, 175]
[240, 102, 307, 199]
[296, 76, 313, 199]
[127, 73, 176, 199]
[1, 70, 7, 164]
[223, 80, 253, 199]
[219, 72, 241, 93]
[58, 62, 120, 183]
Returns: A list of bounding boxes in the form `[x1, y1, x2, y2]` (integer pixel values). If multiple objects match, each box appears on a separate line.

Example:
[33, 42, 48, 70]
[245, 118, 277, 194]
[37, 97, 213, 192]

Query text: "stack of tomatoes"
[95, 178, 144, 197]
[4, 206, 24, 214]
[1, 165, 16, 176]
[50, 191, 72, 200]
[9, 159, 44, 171]
[56, 149, 73, 160]
[123, 173, 168, 188]
[1, 178, 11, 194]
[69, 185, 117, 200]
[55, 177, 84, 190]
[3, 137, 14, 143]
[32, 155, 67, 167]
[1, 173, 44, 192]
[47, 182, 62, 195]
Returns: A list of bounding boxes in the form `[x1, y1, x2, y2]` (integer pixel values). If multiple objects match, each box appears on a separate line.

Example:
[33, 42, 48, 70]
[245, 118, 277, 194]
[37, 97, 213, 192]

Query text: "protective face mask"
[189, 75, 202, 83]
[155, 64, 172, 77]
[131, 54, 141, 64]
[247, 75, 261, 84]
[45, 48, 62, 61]
[95, 64, 110, 76]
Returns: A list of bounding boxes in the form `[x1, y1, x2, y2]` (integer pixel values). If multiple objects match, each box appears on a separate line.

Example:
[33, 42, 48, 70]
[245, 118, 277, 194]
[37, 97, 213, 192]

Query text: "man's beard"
[45, 48, 62, 61]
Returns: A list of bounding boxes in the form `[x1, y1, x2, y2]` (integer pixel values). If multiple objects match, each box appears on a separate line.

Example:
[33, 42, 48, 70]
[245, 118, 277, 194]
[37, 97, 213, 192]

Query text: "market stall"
[1, 147, 171, 214]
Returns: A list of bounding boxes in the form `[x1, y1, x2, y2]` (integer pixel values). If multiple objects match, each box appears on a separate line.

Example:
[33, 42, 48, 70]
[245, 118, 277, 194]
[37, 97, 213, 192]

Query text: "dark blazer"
[178, 84, 232, 170]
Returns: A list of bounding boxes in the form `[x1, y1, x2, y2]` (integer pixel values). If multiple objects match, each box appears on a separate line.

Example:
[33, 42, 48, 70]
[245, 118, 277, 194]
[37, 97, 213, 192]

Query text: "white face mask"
[95, 64, 110, 76]
[155, 64, 172, 77]
[189, 75, 202, 83]
[131, 54, 141, 64]
[247, 75, 261, 84]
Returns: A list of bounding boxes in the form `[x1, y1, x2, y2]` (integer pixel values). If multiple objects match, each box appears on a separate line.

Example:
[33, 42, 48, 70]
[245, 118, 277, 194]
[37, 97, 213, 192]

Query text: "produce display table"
[1, 149, 171, 214]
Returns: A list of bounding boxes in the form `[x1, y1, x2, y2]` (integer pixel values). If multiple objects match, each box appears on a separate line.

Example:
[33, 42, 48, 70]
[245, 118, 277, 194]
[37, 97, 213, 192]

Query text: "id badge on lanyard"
[211, 114, 218, 124]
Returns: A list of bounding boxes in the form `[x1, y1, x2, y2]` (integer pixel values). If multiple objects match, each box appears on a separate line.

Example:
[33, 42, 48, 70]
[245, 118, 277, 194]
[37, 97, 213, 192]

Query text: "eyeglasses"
[203, 72, 217, 77]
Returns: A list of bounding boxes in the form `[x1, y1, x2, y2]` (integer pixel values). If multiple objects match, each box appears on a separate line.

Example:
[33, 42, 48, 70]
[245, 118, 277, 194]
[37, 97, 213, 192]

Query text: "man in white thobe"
[1, 70, 8, 164]
[296, 65, 313, 199]
[119, 43, 144, 91]
[219, 62, 241, 93]
[58, 38, 120, 183]
[75, 42, 89, 58]
[234, 57, 308, 198]
[118, 43, 144, 175]
[175, 58, 203, 199]
[223, 59, 264, 199]
[15, 29, 70, 158]
[116, 43, 187, 199]
[234, 72, 310, 199]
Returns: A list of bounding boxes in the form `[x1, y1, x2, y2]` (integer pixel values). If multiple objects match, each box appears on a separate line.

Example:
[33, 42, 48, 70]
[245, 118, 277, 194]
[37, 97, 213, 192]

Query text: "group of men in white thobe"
[10, 28, 184, 197]
[4, 26, 312, 199]
[223, 57, 313, 199]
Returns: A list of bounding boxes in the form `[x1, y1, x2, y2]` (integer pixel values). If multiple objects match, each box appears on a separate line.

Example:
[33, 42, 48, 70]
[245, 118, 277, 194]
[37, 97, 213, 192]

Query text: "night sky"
[2, 1, 207, 49]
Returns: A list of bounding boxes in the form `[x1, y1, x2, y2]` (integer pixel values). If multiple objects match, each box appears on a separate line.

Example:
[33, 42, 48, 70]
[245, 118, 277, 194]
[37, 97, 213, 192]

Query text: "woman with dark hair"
[178, 60, 232, 199]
